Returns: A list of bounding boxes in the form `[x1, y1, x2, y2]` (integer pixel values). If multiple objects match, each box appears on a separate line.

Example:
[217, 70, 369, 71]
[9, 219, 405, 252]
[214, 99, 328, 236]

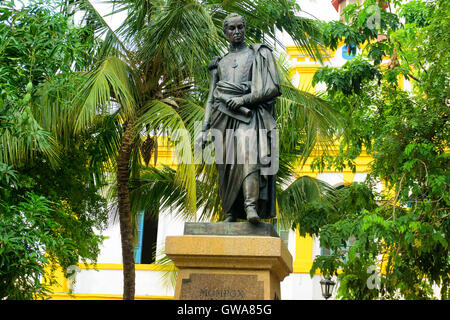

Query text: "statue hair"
[222, 13, 246, 33]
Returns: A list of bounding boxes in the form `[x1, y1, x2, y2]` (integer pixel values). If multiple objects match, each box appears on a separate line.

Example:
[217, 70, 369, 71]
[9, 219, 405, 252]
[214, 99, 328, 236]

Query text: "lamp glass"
[320, 277, 335, 300]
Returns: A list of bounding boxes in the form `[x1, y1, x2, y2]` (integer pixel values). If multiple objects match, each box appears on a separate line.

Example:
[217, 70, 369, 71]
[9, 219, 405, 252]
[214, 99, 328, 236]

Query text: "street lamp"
[320, 277, 336, 300]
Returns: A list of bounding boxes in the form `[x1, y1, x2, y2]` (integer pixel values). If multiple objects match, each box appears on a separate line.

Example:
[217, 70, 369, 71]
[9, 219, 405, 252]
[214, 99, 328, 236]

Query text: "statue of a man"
[199, 13, 281, 224]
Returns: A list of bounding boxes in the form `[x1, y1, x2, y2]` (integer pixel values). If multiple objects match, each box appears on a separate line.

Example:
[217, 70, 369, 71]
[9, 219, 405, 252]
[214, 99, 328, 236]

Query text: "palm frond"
[277, 175, 335, 229]
[73, 56, 137, 134]
[129, 165, 190, 220]
[88, 114, 122, 183]
[195, 163, 223, 221]
[110, 0, 155, 45]
[276, 55, 342, 168]
[138, 0, 220, 80]
[34, 72, 121, 186]
[285, 15, 326, 64]
[71, 0, 132, 60]
[135, 100, 197, 215]
[172, 97, 206, 134]
[154, 249, 177, 290]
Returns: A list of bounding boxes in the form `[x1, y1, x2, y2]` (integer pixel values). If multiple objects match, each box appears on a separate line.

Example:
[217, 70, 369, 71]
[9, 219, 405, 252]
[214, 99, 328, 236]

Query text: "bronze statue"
[199, 13, 281, 224]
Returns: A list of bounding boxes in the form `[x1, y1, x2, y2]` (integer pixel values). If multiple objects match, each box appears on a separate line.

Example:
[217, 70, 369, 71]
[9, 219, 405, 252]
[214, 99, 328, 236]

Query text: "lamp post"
[320, 277, 336, 300]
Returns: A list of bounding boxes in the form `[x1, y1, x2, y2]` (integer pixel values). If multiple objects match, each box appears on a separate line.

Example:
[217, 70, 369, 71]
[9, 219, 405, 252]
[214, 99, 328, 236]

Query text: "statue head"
[223, 13, 246, 45]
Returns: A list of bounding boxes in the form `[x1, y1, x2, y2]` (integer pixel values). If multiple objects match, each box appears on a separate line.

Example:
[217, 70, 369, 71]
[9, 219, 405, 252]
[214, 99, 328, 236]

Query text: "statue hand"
[226, 97, 244, 110]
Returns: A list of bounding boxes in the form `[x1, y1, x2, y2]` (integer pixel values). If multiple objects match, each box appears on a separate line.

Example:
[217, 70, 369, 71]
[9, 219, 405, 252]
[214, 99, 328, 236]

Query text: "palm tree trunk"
[117, 123, 135, 300]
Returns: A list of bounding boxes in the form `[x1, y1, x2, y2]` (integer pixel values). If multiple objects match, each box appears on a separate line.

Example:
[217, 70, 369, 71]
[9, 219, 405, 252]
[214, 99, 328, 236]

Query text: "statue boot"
[223, 212, 236, 222]
[243, 172, 260, 224]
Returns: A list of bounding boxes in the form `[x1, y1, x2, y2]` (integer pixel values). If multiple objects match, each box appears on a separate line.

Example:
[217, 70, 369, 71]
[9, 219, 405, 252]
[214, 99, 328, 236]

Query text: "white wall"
[72, 268, 175, 297]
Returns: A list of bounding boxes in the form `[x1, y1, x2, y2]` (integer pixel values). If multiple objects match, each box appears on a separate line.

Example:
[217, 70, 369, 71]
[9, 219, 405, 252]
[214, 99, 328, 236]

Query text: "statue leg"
[243, 171, 260, 224]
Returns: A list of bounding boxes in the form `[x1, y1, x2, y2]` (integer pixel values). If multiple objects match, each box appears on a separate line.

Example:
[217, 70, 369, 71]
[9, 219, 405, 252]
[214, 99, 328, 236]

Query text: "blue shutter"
[134, 211, 145, 264]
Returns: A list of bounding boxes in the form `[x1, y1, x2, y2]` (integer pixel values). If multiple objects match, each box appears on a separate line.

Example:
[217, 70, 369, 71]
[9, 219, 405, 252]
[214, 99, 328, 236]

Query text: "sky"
[297, 0, 339, 22]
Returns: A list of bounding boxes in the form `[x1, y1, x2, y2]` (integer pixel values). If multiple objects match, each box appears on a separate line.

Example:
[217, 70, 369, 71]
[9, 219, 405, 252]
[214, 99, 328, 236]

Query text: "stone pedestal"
[165, 222, 293, 300]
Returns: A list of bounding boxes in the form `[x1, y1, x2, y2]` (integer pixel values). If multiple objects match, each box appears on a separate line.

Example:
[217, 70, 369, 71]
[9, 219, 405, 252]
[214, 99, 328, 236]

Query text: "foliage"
[0, 165, 104, 299]
[0, 0, 108, 299]
[314, 56, 382, 95]
[301, 0, 449, 300]
[13, 138, 110, 229]
[0, 0, 99, 162]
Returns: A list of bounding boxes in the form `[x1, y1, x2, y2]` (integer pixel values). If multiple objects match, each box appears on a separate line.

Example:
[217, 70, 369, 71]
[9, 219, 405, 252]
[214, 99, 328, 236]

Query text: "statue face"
[224, 16, 246, 44]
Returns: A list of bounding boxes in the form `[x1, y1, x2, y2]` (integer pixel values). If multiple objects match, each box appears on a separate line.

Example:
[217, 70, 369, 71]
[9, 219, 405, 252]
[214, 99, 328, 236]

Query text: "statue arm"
[202, 56, 220, 131]
[196, 57, 220, 149]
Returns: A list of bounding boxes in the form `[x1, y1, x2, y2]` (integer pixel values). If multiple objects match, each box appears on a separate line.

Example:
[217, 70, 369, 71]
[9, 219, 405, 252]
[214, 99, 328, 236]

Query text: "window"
[273, 218, 289, 247]
[321, 237, 356, 263]
[134, 211, 158, 264]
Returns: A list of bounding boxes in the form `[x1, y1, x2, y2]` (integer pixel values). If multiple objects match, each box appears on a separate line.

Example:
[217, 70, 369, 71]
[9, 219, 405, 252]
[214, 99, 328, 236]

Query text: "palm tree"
[66, 0, 341, 300]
